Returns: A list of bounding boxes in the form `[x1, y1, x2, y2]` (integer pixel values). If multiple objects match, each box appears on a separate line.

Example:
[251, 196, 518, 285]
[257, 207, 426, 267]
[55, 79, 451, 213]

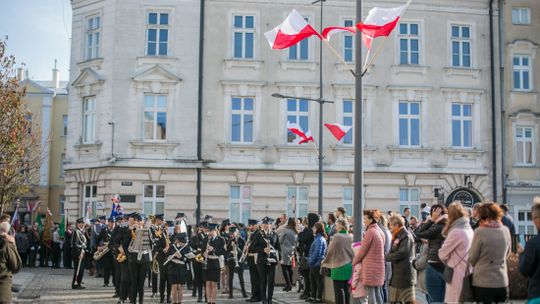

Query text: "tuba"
[93, 242, 110, 261]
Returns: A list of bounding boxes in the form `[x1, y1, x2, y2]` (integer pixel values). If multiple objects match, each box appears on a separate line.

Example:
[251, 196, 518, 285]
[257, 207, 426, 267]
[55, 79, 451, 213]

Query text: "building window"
[146, 12, 169, 56]
[513, 55, 532, 91]
[62, 115, 68, 136]
[343, 100, 354, 144]
[398, 23, 419, 65]
[143, 94, 167, 141]
[287, 186, 309, 218]
[287, 99, 309, 143]
[451, 103, 473, 148]
[343, 19, 354, 62]
[82, 97, 96, 143]
[60, 153, 65, 177]
[515, 126, 534, 165]
[231, 97, 254, 143]
[399, 188, 420, 218]
[85, 15, 100, 60]
[233, 15, 254, 59]
[398, 101, 420, 147]
[230, 185, 251, 223]
[83, 184, 97, 219]
[60, 195, 65, 215]
[343, 187, 353, 215]
[451, 25, 471, 67]
[143, 184, 165, 215]
[516, 208, 537, 234]
[512, 8, 531, 25]
[289, 17, 309, 60]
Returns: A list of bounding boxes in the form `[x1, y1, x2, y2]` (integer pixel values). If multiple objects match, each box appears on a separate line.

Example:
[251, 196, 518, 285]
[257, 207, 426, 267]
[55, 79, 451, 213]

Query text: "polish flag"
[321, 26, 356, 41]
[265, 9, 321, 50]
[325, 123, 352, 141]
[296, 130, 315, 145]
[32, 201, 41, 212]
[357, 1, 411, 49]
[287, 121, 314, 145]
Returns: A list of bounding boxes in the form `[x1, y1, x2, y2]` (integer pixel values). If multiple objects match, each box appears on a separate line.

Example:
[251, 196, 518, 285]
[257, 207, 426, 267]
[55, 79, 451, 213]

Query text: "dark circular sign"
[446, 188, 481, 208]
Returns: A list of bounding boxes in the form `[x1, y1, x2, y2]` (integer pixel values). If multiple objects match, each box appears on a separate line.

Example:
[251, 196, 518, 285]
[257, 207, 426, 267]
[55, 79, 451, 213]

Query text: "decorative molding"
[279, 61, 318, 72]
[405, 174, 417, 187]
[235, 171, 249, 184]
[292, 172, 305, 185]
[135, 56, 179, 67]
[223, 59, 264, 70]
[443, 67, 481, 79]
[149, 169, 161, 182]
[76, 57, 105, 70]
[220, 80, 267, 95]
[391, 65, 429, 76]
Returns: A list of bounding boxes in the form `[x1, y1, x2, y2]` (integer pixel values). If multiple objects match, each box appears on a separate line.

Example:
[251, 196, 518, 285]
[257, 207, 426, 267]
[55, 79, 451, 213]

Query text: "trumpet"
[238, 239, 251, 264]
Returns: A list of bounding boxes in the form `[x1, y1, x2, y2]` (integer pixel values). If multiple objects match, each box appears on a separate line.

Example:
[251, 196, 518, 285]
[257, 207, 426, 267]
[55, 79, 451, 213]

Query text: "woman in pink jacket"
[352, 209, 385, 304]
[438, 202, 473, 303]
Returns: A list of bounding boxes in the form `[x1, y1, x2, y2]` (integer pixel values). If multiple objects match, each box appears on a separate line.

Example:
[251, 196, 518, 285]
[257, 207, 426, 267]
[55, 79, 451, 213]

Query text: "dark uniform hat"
[115, 214, 124, 221]
[221, 219, 231, 226]
[76, 218, 85, 224]
[98, 215, 106, 221]
[200, 221, 208, 228]
[208, 223, 219, 230]
[155, 214, 164, 220]
[128, 212, 142, 221]
[248, 219, 259, 225]
[90, 219, 97, 224]
[261, 216, 274, 224]
[204, 214, 213, 222]
[108, 216, 116, 222]
[166, 220, 174, 227]
[176, 212, 186, 219]
[174, 232, 188, 243]
[229, 226, 238, 233]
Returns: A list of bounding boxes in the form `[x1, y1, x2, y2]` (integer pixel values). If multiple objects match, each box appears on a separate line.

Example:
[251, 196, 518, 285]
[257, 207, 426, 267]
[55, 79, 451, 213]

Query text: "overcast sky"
[0, 0, 72, 81]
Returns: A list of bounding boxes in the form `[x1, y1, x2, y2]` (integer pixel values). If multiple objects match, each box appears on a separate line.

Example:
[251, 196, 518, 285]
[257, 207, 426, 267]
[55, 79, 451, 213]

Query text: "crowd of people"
[0, 197, 539, 304]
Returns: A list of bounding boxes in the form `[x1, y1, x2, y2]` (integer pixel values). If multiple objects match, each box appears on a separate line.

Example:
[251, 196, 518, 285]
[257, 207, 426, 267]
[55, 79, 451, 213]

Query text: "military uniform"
[97, 223, 114, 287]
[246, 220, 262, 302]
[71, 219, 87, 289]
[189, 226, 206, 302]
[225, 228, 247, 298]
[202, 233, 225, 282]
[251, 217, 281, 304]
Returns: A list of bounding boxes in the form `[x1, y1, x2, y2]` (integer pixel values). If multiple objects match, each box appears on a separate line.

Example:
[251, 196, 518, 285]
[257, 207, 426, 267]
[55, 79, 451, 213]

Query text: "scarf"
[321, 231, 353, 269]
[479, 219, 502, 228]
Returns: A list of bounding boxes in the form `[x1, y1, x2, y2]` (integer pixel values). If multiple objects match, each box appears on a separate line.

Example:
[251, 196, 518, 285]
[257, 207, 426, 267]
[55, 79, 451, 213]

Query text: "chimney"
[52, 59, 60, 89]
[16, 67, 25, 81]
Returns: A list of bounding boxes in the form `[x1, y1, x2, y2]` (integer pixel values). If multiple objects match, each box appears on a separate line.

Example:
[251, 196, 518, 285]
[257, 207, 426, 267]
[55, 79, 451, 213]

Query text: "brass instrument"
[232, 238, 240, 268]
[116, 252, 127, 263]
[263, 230, 278, 265]
[238, 238, 250, 264]
[195, 249, 205, 263]
[93, 242, 110, 261]
[163, 242, 189, 265]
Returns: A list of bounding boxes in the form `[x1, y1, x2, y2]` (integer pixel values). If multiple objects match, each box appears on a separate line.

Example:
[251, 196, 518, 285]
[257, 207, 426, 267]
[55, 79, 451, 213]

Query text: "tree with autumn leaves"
[0, 39, 42, 214]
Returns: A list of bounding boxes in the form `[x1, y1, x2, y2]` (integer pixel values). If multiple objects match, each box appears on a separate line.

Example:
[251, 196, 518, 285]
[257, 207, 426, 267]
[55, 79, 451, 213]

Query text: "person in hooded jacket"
[297, 213, 319, 300]
[307, 222, 327, 303]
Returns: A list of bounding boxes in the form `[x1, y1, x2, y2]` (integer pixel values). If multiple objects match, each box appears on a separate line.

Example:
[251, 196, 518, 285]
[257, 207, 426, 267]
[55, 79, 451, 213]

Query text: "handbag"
[459, 268, 474, 302]
[443, 265, 454, 284]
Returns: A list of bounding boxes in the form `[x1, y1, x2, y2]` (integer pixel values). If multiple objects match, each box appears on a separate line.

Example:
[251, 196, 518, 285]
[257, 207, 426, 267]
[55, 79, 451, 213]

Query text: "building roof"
[34, 81, 69, 95]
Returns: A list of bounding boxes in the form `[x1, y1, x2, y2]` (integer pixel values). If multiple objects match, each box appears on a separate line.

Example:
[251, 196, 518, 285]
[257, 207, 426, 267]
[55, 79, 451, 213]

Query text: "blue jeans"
[425, 264, 445, 303]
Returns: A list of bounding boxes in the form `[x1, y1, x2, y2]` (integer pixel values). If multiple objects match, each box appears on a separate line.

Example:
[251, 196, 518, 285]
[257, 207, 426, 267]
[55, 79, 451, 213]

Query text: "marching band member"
[150, 214, 164, 298]
[251, 216, 281, 304]
[225, 226, 247, 298]
[219, 219, 230, 295]
[166, 231, 194, 304]
[190, 222, 207, 302]
[203, 223, 225, 304]
[71, 218, 87, 289]
[127, 212, 153, 304]
[246, 219, 262, 302]
[96, 217, 115, 287]
[110, 214, 124, 299]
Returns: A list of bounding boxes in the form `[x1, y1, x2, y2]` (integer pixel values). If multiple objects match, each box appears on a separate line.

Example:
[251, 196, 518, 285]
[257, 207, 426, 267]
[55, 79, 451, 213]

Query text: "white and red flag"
[325, 123, 352, 141]
[265, 9, 321, 49]
[321, 26, 356, 41]
[32, 201, 41, 212]
[356, 0, 411, 49]
[287, 121, 314, 144]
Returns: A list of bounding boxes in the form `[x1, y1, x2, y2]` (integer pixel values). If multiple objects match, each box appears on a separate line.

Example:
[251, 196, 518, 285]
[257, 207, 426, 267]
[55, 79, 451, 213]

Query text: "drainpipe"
[195, 0, 206, 224]
[489, 0, 498, 202]
[498, 0, 507, 205]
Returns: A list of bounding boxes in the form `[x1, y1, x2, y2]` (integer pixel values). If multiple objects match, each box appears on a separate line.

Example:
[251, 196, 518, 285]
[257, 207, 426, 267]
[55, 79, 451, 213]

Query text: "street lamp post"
[353, 0, 363, 242]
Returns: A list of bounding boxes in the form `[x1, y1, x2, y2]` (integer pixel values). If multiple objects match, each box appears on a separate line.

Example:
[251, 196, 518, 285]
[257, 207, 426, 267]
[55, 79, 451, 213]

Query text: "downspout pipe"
[489, 0, 498, 202]
[498, 0, 507, 205]
[196, 0, 205, 224]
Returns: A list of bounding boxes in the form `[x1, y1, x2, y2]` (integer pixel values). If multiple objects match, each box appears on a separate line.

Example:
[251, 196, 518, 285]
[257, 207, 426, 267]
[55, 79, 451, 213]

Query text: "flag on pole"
[42, 208, 53, 249]
[265, 9, 321, 49]
[325, 123, 353, 141]
[287, 122, 314, 144]
[32, 201, 42, 213]
[11, 204, 20, 230]
[35, 212, 43, 230]
[59, 214, 66, 238]
[321, 26, 356, 41]
[110, 194, 123, 219]
[356, 0, 411, 49]
[296, 130, 314, 144]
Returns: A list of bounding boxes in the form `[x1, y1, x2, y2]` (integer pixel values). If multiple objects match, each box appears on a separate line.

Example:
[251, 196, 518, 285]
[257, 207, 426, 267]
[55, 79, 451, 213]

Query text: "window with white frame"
[83, 184, 97, 219]
[59, 195, 65, 215]
[398, 101, 420, 147]
[85, 15, 101, 60]
[287, 186, 309, 218]
[343, 187, 353, 215]
[289, 17, 309, 60]
[451, 25, 471, 67]
[62, 115, 68, 136]
[399, 188, 420, 218]
[287, 98, 309, 143]
[343, 100, 354, 144]
[82, 97, 96, 143]
[143, 94, 167, 141]
[60, 153, 65, 177]
[515, 126, 534, 165]
[451, 103, 473, 148]
[512, 8, 531, 25]
[230, 185, 252, 224]
[516, 208, 536, 234]
[343, 19, 354, 62]
[513, 55, 532, 91]
[231, 97, 254, 143]
[398, 23, 419, 65]
[233, 15, 254, 59]
[146, 12, 169, 56]
[143, 185, 165, 215]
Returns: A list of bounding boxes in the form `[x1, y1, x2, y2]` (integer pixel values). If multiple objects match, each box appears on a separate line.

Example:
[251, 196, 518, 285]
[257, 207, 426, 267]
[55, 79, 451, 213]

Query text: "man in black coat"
[71, 218, 87, 289]
[297, 213, 318, 300]
[190, 222, 207, 302]
[97, 218, 115, 287]
[63, 224, 73, 269]
[251, 216, 281, 304]
[246, 219, 261, 302]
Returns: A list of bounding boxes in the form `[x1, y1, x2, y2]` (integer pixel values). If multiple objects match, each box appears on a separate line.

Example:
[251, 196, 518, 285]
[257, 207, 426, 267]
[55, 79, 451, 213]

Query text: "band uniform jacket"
[151, 226, 167, 263]
[190, 232, 206, 264]
[247, 230, 261, 266]
[226, 236, 245, 264]
[205, 235, 226, 270]
[71, 228, 88, 257]
[251, 229, 281, 265]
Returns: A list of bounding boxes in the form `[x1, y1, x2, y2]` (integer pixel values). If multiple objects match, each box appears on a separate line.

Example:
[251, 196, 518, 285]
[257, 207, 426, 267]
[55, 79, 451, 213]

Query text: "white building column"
[39, 95, 53, 186]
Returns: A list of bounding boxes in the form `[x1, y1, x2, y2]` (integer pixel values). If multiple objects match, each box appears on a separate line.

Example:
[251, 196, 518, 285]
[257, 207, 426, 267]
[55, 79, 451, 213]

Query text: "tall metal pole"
[353, 0, 363, 242]
[318, 0, 324, 216]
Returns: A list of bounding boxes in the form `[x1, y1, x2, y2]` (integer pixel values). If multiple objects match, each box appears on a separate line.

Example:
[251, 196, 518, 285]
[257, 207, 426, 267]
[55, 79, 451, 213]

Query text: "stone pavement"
[11, 267, 308, 304]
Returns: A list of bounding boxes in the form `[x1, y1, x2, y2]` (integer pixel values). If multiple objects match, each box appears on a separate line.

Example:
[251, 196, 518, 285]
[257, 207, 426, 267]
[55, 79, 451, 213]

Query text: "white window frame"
[451, 103, 473, 148]
[287, 186, 309, 218]
[513, 55, 532, 91]
[288, 16, 310, 61]
[286, 98, 310, 143]
[515, 126, 535, 166]
[512, 8, 531, 25]
[230, 97, 254, 144]
[232, 15, 255, 59]
[342, 18, 355, 62]
[143, 184, 165, 215]
[450, 24, 472, 68]
[342, 99, 354, 145]
[399, 188, 420, 218]
[82, 96, 96, 144]
[143, 94, 168, 141]
[85, 15, 101, 60]
[398, 22, 420, 65]
[146, 11, 169, 56]
[514, 206, 537, 235]
[229, 185, 252, 224]
[82, 184, 97, 218]
[60, 194, 65, 215]
[343, 187, 353, 215]
[398, 101, 421, 147]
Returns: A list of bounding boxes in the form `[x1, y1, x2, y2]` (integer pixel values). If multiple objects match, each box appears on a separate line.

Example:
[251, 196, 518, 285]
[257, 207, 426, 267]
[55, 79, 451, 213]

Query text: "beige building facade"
[64, 0, 499, 223]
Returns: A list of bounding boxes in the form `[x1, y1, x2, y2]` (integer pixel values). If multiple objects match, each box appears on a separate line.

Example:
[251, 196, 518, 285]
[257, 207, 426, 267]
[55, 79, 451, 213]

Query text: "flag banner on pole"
[11, 204, 20, 231]
[287, 121, 314, 144]
[265, 9, 321, 49]
[356, 0, 411, 49]
[110, 194, 123, 219]
[42, 209, 52, 249]
[35, 213, 43, 230]
[59, 214, 66, 238]
[32, 201, 41, 212]
[325, 123, 352, 141]
[321, 26, 356, 41]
